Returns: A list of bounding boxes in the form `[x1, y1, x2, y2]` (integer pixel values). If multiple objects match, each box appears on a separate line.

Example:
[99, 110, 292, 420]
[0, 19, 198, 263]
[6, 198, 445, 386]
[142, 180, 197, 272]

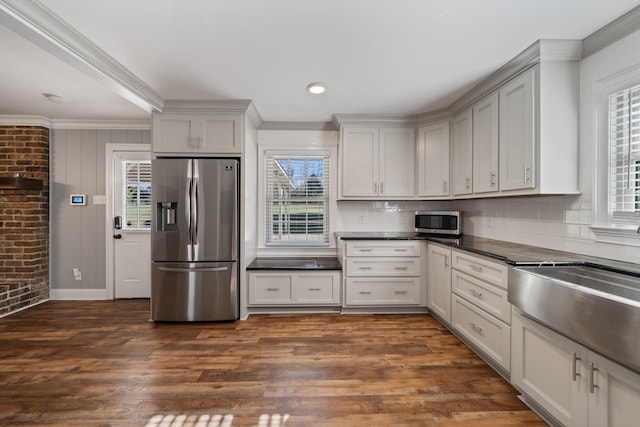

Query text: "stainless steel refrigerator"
[151, 158, 239, 321]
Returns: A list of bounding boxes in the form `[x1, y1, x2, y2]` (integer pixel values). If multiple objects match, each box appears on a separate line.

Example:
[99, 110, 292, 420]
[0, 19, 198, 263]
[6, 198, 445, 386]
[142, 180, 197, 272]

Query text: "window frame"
[264, 152, 331, 246]
[120, 159, 152, 231]
[257, 138, 338, 253]
[590, 63, 640, 244]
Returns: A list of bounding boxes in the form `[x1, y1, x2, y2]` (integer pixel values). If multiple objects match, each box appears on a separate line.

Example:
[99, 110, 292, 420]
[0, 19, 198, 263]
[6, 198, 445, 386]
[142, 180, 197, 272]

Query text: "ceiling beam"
[0, 0, 164, 113]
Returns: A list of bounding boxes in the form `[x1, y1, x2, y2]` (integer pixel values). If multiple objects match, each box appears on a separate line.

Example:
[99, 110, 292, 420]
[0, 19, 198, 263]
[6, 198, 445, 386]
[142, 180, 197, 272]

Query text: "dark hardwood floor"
[0, 300, 546, 426]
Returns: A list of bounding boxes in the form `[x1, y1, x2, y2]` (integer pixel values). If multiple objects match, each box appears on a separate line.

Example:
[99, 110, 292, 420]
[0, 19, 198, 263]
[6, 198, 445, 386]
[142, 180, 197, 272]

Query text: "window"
[265, 153, 330, 245]
[608, 84, 640, 225]
[121, 160, 152, 229]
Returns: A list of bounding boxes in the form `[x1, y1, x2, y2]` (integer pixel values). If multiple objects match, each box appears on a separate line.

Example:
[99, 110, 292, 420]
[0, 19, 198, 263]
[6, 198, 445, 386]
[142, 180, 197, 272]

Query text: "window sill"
[590, 225, 640, 247]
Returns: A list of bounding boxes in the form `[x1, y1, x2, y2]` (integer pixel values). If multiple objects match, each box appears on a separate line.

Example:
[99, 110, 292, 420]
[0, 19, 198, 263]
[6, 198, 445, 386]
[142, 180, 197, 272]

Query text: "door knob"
[113, 234, 122, 239]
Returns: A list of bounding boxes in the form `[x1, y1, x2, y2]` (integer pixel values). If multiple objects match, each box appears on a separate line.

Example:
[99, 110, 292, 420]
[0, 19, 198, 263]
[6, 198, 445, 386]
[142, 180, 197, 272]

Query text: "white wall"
[50, 129, 151, 293]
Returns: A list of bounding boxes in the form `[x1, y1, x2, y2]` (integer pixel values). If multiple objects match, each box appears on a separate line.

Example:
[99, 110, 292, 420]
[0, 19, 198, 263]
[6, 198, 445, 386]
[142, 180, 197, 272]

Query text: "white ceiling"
[1, 0, 640, 124]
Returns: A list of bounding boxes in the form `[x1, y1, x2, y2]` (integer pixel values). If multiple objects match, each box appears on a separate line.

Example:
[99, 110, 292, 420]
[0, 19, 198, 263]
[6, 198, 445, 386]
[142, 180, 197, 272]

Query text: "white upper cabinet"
[499, 69, 535, 191]
[451, 109, 473, 196]
[379, 128, 416, 198]
[340, 126, 415, 199]
[497, 59, 579, 195]
[417, 121, 450, 198]
[153, 112, 242, 154]
[472, 92, 499, 194]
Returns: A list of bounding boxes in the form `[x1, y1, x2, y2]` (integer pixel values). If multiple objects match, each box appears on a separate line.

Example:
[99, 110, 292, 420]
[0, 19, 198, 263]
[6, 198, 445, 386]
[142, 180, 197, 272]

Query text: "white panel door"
[417, 122, 450, 197]
[511, 311, 588, 427]
[451, 109, 473, 195]
[588, 351, 640, 427]
[473, 92, 499, 193]
[499, 69, 535, 191]
[112, 151, 151, 298]
[341, 127, 379, 197]
[426, 244, 452, 324]
[379, 127, 415, 197]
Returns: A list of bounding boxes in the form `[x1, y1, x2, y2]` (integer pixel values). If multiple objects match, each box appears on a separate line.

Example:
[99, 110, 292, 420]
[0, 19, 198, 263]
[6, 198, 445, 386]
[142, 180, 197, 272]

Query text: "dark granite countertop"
[247, 257, 342, 271]
[336, 232, 640, 276]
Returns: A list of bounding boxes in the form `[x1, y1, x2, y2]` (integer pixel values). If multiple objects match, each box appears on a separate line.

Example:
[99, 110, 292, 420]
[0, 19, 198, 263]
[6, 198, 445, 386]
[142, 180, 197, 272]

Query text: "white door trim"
[105, 143, 151, 300]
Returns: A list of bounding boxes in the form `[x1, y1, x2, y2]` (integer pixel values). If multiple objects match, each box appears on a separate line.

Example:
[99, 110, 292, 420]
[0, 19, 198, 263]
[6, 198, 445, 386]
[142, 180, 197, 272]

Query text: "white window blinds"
[609, 83, 640, 225]
[265, 153, 330, 245]
[121, 160, 152, 230]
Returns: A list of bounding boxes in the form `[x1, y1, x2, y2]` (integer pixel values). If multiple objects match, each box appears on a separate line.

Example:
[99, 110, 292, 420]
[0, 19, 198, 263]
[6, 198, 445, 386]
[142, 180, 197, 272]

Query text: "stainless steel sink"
[509, 265, 640, 374]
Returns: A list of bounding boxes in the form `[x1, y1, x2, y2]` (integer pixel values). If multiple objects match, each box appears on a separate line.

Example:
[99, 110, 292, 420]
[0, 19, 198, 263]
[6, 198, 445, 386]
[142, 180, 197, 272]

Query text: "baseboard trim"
[49, 289, 109, 300]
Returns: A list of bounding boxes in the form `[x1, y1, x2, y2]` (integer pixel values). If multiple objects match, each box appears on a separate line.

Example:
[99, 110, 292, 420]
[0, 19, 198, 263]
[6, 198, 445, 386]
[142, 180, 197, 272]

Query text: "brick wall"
[0, 126, 49, 316]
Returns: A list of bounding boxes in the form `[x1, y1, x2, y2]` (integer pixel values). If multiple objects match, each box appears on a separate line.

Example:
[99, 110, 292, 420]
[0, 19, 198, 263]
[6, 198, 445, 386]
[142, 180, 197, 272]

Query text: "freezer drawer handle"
[158, 266, 229, 273]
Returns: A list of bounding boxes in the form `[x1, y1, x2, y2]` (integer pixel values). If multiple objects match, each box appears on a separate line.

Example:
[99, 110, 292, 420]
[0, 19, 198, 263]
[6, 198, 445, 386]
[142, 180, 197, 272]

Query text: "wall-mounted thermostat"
[70, 194, 87, 206]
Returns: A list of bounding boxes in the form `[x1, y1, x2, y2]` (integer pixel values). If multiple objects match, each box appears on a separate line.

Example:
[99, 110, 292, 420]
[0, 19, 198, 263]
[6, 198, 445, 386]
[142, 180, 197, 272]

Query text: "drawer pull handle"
[359, 267, 372, 270]
[266, 288, 280, 292]
[358, 249, 373, 252]
[469, 289, 483, 298]
[395, 290, 407, 295]
[359, 291, 372, 295]
[307, 288, 321, 291]
[470, 265, 483, 272]
[572, 352, 582, 381]
[395, 267, 408, 271]
[394, 249, 408, 252]
[468, 322, 483, 334]
[589, 362, 599, 394]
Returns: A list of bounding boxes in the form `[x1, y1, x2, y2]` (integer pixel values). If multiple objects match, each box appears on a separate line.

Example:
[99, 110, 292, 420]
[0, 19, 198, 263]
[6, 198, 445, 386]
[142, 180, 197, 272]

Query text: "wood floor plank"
[0, 300, 547, 426]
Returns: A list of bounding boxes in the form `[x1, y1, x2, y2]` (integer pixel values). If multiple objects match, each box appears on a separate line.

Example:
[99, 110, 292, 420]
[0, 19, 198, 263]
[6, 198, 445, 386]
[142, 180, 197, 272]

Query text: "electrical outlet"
[73, 268, 82, 281]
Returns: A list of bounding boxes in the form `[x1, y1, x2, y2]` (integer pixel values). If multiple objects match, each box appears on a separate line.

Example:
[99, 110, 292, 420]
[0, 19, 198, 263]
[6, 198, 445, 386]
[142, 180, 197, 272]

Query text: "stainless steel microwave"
[415, 211, 462, 236]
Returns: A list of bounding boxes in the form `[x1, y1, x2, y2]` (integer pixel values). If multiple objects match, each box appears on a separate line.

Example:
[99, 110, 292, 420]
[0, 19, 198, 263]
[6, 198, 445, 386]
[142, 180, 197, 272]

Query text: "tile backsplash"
[336, 195, 639, 264]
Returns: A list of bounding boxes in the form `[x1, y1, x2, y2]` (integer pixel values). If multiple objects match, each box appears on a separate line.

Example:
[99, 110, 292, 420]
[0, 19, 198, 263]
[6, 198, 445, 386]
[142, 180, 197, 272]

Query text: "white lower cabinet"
[450, 249, 511, 372]
[248, 271, 341, 306]
[345, 277, 420, 305]
[342, 240, 424, 307]
[426, 243, 452, 323]
[451, 294, 511, 371]
[512, 310, 640, 427]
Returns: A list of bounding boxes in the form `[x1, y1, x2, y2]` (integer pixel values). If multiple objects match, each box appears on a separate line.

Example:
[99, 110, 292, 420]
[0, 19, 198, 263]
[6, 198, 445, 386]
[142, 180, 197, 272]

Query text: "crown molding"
[583, 5, 640, 58]
[162, 99, 254, 113]
[0, 115, 151, 130]
[50, 119, 151, 130]
[416, 108, 453, 126]
[0, 0, 163, 113]
[448, 39, 581, 115]
[0, 115, 52, 127]
[161, 99, 264, 128]
[260, 121, 336, 131]
[332, 113, 417, 128]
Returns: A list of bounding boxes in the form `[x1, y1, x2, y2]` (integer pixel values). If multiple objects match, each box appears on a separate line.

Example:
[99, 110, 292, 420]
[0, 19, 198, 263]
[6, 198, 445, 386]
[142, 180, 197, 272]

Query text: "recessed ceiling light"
[42, 93, 66, 104]
[307, 82, 327, 95]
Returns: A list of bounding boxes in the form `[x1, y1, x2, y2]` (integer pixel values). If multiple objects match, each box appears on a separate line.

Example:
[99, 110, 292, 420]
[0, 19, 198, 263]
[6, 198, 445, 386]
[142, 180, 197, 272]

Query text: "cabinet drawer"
[346, 241, 421, 257]
[345, 278, 420, 306]
[452, 270, 511, 324]
[249, 274, 292, 304]
[248, 272, 341, 306]
[293, 273, 340, 304]
[451, 294, 511, 371]
[346, 258, 420, 277]
[452, 250, 508, 289]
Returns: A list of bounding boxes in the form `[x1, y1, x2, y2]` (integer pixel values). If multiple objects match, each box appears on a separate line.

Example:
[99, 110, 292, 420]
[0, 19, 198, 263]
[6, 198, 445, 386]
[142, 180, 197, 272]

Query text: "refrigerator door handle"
[185, 177, 192, 245]
[158, 266, 229, 273]
[192, 176, 199, 245]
